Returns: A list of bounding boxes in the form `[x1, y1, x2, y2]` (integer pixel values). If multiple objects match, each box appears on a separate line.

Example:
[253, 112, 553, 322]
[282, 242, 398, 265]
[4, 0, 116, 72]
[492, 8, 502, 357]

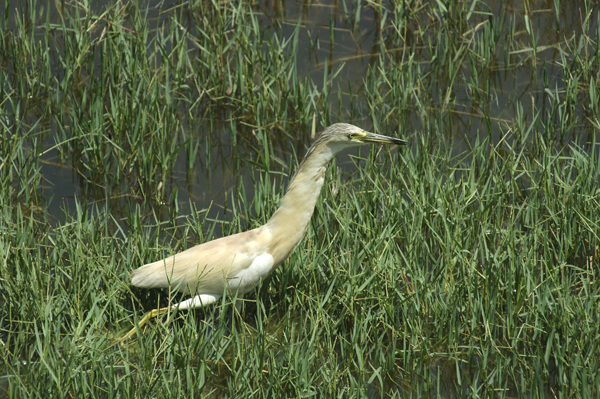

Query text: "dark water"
[5, 0, 599, 226]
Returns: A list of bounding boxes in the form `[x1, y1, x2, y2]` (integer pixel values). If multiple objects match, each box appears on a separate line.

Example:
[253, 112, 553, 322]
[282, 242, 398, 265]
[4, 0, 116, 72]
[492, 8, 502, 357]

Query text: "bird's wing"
[131, 226, 272, 295]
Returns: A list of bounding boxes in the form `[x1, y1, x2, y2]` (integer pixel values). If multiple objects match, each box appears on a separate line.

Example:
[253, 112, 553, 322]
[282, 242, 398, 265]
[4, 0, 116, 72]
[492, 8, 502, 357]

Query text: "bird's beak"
[356, 131, 408, 146]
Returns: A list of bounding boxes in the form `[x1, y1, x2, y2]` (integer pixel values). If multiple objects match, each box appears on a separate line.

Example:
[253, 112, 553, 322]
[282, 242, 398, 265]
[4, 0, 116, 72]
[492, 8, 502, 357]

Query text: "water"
[6, 0, 598, 227]
[3, 1, 599, 397]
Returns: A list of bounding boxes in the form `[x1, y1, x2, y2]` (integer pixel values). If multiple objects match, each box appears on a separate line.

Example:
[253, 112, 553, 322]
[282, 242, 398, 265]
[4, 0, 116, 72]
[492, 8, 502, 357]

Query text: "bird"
[119, 123, 407, 341]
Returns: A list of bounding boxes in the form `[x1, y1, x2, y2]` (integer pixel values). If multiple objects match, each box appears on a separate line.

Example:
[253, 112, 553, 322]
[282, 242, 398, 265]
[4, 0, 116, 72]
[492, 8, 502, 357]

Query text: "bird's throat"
[265, 148, 333, 263]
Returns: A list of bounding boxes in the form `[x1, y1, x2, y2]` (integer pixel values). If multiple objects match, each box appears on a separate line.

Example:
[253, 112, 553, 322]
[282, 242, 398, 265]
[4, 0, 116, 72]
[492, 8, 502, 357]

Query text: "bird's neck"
[265, 145, 335, 262]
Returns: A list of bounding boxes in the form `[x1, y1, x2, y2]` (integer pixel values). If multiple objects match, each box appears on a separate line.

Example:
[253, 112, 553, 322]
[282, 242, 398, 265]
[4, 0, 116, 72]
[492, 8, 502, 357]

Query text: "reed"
[1, 0, 598, 397]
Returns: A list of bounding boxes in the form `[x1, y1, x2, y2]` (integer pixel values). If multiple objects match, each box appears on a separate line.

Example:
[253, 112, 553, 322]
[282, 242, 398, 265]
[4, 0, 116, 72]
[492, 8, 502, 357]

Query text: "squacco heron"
[120, 123, 407, 341]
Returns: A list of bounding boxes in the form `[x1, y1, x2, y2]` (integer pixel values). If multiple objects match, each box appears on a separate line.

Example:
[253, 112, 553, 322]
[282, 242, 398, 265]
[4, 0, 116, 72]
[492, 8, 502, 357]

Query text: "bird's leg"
[173, 294, 221, 310]
[118, 294, 221, 342]
[118, 294, 231, 343]
[118, 306, 171, 343]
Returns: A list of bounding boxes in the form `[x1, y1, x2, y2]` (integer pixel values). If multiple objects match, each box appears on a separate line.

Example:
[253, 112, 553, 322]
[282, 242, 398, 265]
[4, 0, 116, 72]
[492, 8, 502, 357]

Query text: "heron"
[119, 123, 407, 341]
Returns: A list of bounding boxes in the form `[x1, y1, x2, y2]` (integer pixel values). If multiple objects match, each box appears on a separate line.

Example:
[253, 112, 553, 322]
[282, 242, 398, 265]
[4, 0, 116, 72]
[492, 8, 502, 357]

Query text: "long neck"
[265, 144, 335, 262]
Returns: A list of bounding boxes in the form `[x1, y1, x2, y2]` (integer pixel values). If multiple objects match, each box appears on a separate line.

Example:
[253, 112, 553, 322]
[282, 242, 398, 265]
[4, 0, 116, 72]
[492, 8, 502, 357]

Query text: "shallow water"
[5, 0, 597, 227]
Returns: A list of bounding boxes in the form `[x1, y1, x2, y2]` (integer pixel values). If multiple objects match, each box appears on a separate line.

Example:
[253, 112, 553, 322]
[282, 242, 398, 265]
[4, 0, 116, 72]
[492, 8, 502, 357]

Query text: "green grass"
[1, 0, 600, 397]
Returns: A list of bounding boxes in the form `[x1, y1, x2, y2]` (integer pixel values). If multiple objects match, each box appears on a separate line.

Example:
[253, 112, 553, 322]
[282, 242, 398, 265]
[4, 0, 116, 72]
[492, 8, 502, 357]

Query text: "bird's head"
[296, 123, 408, 170]
[318, 123, 408, 153]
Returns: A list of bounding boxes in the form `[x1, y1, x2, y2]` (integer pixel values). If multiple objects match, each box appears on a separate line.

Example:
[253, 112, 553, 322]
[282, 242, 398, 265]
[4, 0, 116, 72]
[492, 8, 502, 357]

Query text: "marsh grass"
[1, 0, 600, 397]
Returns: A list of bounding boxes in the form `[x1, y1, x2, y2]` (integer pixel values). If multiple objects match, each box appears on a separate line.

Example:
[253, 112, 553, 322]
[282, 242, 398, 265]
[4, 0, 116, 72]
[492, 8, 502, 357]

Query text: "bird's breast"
[227, 253, 274, 294]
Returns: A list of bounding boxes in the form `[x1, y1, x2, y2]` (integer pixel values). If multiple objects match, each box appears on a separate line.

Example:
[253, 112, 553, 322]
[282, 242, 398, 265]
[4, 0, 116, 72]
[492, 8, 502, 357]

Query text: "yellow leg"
[117, 306, 171, 344]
